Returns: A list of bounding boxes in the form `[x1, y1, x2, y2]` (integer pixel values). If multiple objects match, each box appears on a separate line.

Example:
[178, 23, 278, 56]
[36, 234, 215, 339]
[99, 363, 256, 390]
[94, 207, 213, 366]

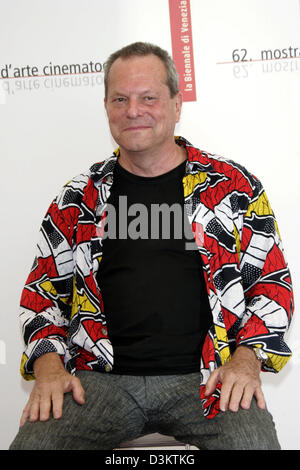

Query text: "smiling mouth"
[124, 126, 151, 131]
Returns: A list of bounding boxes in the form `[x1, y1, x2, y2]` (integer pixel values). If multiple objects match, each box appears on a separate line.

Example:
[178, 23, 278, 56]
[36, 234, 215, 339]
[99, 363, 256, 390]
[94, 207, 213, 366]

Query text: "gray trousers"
[9, 371, 280, 450]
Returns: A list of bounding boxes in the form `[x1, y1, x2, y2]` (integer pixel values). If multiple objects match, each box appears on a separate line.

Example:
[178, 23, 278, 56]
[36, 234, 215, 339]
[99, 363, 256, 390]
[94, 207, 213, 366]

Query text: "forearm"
[237, 182, 293, 371]
[20, 190, 75, 379]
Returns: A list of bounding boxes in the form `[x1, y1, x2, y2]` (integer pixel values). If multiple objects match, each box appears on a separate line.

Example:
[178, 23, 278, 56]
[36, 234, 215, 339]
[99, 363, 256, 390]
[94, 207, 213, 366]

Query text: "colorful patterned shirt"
[20, 136, 294, 419]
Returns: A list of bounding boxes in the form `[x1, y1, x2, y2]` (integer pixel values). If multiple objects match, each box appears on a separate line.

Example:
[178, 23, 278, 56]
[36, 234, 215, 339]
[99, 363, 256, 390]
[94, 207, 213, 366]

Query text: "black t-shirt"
[97, 159, 212, 375]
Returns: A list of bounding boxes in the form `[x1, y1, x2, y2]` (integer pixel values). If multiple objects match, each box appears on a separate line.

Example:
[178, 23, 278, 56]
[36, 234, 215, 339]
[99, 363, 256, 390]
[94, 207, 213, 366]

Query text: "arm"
[19, 177, 87, 422]
[236, 179, 293, 372]
[19, 175, 87, 379]
[20, 197, 74, 379]
[206, 176, 293, 412]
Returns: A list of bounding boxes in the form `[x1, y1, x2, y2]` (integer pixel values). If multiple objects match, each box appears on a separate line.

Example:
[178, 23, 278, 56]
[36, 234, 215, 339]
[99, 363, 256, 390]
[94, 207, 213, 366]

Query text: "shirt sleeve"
[19, 183, 79, 380]
[235, 177, 294, 372]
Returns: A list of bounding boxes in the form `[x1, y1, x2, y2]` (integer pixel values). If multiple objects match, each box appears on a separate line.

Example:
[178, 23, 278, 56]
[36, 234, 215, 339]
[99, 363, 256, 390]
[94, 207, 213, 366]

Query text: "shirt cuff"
[20, 337, 68, 379]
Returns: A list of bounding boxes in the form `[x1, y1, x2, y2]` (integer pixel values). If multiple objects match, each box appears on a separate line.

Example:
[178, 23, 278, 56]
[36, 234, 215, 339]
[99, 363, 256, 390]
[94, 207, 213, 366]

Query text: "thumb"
[70, 377, 86, 404]
[205, 369, 220, 396]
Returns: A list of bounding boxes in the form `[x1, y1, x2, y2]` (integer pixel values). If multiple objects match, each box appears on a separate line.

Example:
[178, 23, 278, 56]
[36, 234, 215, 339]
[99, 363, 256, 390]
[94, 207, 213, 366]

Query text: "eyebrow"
[110, 88, 159, 97]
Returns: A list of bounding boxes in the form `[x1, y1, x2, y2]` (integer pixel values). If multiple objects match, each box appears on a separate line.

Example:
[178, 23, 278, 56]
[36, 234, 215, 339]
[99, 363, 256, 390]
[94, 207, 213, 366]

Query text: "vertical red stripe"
[169, 0, 197, 102]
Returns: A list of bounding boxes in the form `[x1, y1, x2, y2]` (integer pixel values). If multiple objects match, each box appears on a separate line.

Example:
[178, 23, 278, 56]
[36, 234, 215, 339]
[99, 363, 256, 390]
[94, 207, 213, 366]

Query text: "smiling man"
[10, 42, 293, 450]
[104, 52, 185, 173]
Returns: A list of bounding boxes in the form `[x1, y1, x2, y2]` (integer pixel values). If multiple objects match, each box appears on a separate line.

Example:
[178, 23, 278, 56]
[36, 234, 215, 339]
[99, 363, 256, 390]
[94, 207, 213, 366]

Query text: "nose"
[126, 97, 142, 119]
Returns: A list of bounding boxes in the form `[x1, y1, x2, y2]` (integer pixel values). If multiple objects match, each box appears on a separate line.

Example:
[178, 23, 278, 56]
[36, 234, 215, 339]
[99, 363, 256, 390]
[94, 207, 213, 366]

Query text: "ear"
[175, 92, 183, 123]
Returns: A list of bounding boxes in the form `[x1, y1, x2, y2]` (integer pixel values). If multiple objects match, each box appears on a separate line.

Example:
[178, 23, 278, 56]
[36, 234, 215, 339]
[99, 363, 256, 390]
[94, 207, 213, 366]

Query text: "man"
[10, 42, 293, 450]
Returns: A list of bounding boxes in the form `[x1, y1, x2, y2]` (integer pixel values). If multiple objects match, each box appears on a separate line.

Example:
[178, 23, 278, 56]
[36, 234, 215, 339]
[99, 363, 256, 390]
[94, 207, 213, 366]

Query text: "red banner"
[169, 0, 197, 102]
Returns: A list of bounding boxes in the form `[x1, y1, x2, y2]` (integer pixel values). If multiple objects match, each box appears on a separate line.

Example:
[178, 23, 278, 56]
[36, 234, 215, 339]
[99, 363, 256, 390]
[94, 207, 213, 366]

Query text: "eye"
[113, 97, 127, 103]
[144, 96, 157, 104]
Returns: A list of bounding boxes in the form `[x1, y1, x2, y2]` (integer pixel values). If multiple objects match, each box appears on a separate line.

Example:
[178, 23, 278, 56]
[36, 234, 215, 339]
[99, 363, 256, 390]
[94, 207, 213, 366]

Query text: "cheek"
[157, 111, 175, 131]
[108, 112, 123, 130]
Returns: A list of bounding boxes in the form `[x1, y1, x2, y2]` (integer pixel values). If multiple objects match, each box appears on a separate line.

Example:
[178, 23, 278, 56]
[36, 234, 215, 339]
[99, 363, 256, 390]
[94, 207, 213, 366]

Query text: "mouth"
[123, 126, 151, 132]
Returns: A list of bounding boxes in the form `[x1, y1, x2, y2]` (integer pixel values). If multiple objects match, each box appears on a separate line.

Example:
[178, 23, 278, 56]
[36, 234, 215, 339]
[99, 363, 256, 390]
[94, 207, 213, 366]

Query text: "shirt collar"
[89, 136, 213, 183]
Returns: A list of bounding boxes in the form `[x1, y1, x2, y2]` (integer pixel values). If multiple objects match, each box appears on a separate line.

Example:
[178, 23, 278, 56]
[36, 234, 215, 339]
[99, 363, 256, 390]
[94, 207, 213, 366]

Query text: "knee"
[9, 421, 59, 450]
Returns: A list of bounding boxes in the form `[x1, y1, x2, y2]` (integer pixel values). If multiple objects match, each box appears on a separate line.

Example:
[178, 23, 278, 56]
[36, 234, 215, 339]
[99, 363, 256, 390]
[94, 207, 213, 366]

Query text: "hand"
[20, 352, 85, 426]
[205, 346, 266, 412]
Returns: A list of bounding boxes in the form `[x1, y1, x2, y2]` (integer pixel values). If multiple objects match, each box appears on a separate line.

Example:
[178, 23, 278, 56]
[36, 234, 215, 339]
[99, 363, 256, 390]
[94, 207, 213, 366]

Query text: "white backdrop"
[1, 0, 299, 450]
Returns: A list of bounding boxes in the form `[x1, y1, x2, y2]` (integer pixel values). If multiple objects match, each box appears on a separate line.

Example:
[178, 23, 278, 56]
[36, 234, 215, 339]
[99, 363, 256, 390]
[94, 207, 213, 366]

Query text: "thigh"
[208, 400, 281, 450]
[150, 374, 280, 450]
[148, 373, 220, 449]
[9, 371, 147, 450]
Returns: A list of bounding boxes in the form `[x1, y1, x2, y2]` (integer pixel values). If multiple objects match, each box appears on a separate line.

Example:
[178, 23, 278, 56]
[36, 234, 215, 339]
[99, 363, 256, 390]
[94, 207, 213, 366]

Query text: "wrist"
[237, 345, 268, 367]
[251, 347, 268, 365]
[33, 352, 64, 377]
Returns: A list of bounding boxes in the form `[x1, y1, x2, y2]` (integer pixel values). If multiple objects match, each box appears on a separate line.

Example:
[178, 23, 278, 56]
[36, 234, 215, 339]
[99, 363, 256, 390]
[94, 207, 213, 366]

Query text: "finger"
[51, 390, 64, 419]
[227, 383, 245, 412]
[71, 377, 85, 404]
[28, 397, 40, 423]
[219, 373, 236, 412]
[205, 370, 220, 396]
[20, 404, 31, 427]
[240, 384, 255, 410]
[254, 387, 266, 410]
[38, 393, 52, 422]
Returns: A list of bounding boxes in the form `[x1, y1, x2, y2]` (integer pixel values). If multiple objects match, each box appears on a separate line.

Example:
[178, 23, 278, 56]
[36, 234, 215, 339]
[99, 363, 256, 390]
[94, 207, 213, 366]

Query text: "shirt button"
[105, 364, 111, 372]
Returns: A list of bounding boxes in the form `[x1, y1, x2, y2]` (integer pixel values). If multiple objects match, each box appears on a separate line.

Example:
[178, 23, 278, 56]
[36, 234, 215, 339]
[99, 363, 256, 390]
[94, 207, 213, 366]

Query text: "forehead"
[107, 54, 168, 93]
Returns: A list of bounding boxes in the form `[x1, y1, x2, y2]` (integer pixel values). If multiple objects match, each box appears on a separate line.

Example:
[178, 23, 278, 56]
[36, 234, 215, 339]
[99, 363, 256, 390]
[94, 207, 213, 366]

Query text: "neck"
[118, 141, 186, 177]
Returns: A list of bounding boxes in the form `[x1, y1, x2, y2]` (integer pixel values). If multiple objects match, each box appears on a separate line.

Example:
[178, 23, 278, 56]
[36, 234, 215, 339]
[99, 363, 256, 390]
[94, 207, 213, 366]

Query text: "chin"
[119, 135, 154, 153]
[123, 143, 151, 153]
